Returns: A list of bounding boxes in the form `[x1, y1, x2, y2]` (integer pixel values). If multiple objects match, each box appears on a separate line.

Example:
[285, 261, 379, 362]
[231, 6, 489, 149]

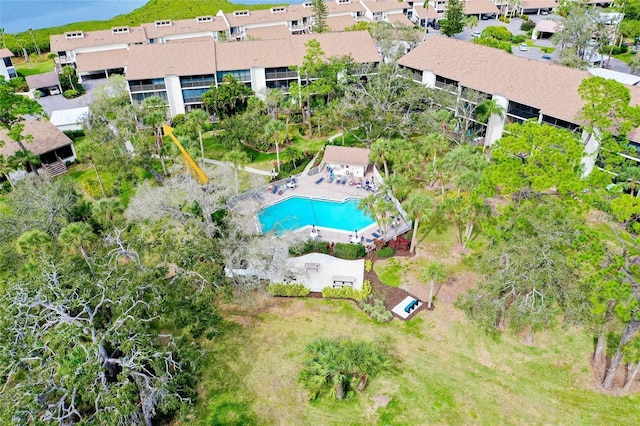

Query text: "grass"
[14, 58, 55, 77]
[194, 297, 640, 425]
[373, 258, 404, 287]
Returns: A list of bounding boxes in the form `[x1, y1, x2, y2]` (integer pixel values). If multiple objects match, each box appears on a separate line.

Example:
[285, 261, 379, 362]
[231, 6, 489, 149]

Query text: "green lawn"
[194, 297, 640, 425]
[14, 58, 55, 77]
[373, 258, 405, 287]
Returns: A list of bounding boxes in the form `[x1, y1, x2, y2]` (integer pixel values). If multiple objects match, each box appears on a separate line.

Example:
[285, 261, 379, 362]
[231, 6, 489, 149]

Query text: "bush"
[520, 20, 535, 32]
[82, 178, 105, 199]
[604, 45, 629, 55]
[520, 14, 530, 21]
[267, 283, 310, 297]
[474, 37, 513, 54]
[63, 129, 85, 141]
[289, 239, 331, 256]
[387, 235, 410, 252]
[359, 296, 393, 322]
[498, 16, 510, 23]
[511, 35, 527, 44]
[334, 242, 366, 259]
[483, 26, 513, 41]
[322, 280, 371, 301]
[63, 89, 79, 99]
[377, 247, 395, 258]
[365, 259, 373, 272]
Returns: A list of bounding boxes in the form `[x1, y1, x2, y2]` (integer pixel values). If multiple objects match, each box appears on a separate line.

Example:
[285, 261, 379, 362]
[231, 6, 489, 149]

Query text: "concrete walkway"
[203, 158, 271, 176]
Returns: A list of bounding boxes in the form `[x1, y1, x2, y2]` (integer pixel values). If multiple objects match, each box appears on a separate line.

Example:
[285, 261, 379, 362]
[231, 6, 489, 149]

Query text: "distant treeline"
[3, 0, 282, 55]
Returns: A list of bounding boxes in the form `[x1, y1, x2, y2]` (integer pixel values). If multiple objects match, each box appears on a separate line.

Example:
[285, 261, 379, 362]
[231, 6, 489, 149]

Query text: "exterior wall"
[75, 43, 129, 55]
[251, 67, 267, 100]
[164, 75, 186, 116]
[164, 31, 216, 42]
[0, 56, 17, 80]
[422, 70, 436, 87]
[0, 60, 10, 80]
[485, 94, 508, 146]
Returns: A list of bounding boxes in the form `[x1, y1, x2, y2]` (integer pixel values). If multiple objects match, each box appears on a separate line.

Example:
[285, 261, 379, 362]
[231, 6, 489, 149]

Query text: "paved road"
[37, 78, 106, 116]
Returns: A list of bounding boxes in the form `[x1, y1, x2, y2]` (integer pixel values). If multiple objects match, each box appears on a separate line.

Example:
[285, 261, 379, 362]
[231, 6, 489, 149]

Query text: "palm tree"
[9, 149, 41, 176]
[283, 146, 303, 169]
[28, 29, 41, 57]
[369, 138, 397, 180]
[475, 99, 506, 124]
[186, 109, 209, 167]
[264, 119, 286, 172]
[403, 191, 435, 253]
[16, 229, 51, 257]
[141, 96, 168, 175]
[75, 141, 106, 198]
[224, 149, 250, 195]
[0, 154, 16, 188]
[420, 261, 448, 309]
[417, 133, 449, 168]
[61, 65, 76, 91]
[59, 222, 96, 276]
[466, 16, 479, 40]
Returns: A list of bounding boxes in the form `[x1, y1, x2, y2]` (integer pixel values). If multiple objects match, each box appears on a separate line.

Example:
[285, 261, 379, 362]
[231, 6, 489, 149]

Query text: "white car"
[471, 31, 482, 38]
[519, 43, 529, 51]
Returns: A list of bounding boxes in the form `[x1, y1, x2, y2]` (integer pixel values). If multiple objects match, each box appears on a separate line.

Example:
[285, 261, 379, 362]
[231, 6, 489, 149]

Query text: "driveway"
[37, 78, 106, 116]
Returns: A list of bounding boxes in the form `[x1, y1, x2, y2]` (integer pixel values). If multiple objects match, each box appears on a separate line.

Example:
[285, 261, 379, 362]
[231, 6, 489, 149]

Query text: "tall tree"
[311, 0, 329, 33]
[224, 149, 250, 195]
[8, 148, 40, 176]
[141, 96, 169, 175]
[58, 221, 97, 275]
[421, 261, 448, 309]
[264, 119, 286, 173]
[440, 0, 466, 37]
[201, 74, 253, 119]
[0, 154, 16, 187]
[403, 191, 435, 253]
[185, 109, 209, 166]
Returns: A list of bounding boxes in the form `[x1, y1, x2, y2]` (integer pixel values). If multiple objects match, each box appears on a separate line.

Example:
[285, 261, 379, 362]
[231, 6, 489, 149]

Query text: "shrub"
[604, 45, 629, 55]
[388, 235, 410, 252]
[377, 247, 395, 258]
[322, 280, 371, 301]
[334, 242, 366, 259]
[359, 296, 393, 322]
[483, 25, 513, 41]
[82, 178, 105, 199]
[63, 89, 79, 99]
[63, 129, 85, 141]
[520, 14, 530, 21]
[474, 37, 513, 54]
[520, 20, 535, 32]
[511, 35, 527, 44]
[364, 259, 373, 272]
[267, 283, 310, 297]
[289, 239, 331, 256]
[498, 16, 510, 23]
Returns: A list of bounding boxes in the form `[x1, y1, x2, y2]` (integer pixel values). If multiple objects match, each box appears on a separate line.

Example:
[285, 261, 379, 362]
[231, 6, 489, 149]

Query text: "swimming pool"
[258, 196, 375, 234]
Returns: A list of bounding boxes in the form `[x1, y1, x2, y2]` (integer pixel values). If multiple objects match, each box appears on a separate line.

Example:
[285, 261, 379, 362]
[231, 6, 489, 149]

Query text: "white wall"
[164, 75, 185, 116]
[0, 60, 10, 80]
[485, 94, 508, 146]
[251, 67, 267, 99]
[422, 70, 436, 87]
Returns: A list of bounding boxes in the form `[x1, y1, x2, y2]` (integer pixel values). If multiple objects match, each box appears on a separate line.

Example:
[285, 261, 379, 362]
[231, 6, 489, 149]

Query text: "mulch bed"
[364, 261, 426, 320]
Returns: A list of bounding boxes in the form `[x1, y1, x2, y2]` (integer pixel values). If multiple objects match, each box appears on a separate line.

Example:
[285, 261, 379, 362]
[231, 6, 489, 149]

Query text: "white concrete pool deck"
[230, 169, 411, 246]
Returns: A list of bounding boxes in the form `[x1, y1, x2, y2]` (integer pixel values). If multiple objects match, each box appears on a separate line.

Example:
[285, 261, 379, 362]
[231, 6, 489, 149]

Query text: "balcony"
[265, 70, 298, 80]
[129, 83, 166, 92]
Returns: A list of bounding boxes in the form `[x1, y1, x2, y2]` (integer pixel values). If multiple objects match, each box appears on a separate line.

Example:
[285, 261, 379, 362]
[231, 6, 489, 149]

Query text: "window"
[216, 70, 251, 83]
[541, 115, 580, 132]
[8, 68, 17, 78]
[129, 78, 166, 92]
[507, 101, 539, 120]
[233, 10, 249, 17]
[197, 16, 213, 23]
[182, 88, 209, 104]
[265, 67, 298, 80]
[180, 75, 215, 88]
[155, 20, 172, 27]
[337, 0, 351, 4]
[65, 31, 84, 39]
[131, 91, 168, 104]
[3, 57, 12, 67]
[435, 75, 458, 89]
[112, 27, 129, 34]
[303, 2, 313, 7]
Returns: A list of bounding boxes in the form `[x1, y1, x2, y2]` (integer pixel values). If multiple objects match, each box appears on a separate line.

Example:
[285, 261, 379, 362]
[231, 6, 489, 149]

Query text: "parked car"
[471, 31, 482, 38]
[432, 21, 440, 30]
[541, 54, 552, 60]
[49, 87, 61, 95]
[540, 9, 549, 15]
[519, 43, 529, 51]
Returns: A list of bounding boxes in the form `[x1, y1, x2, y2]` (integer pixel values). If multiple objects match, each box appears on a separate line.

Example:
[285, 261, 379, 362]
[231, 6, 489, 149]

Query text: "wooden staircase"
[43, 160, 68, 177]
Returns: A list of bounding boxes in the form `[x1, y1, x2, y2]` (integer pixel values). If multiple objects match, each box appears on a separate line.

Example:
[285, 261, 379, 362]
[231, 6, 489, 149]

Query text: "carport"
[26, 71, 62, 96]
[464, 0, 500, 19]
[518, 0, 557, 16]
[532, 19, 561, 40]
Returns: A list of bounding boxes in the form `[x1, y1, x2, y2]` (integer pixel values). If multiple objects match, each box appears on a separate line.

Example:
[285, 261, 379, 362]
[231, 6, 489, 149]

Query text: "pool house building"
[322, 146, 371, 179]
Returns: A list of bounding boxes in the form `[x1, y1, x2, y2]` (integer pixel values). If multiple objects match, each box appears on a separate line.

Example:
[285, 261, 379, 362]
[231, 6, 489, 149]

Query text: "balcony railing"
[129, 84, 166, 92]
[180, 80, 214, 88]
[265, 70, 298, 80]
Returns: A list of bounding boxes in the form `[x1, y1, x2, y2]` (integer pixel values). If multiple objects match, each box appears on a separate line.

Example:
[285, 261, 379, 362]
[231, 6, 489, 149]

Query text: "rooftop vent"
[155, 20, 172, 27]
[64, 31, 84, 39]
[197, 16, 213, 23]
[112, 26, 130, 34]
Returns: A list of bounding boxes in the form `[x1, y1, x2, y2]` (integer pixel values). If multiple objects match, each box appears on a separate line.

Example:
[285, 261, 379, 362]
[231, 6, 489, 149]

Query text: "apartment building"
[121, 31, 380, 116]
[397, 36, 640, 171]
[0, 48, 17, 80]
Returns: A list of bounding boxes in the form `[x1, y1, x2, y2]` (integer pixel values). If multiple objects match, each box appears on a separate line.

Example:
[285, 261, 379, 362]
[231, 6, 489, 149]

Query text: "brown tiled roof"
[325, 0, 366, 14]
[76, 49, 128, 73]
[246, 25, 293, 41]
[412, 4, 438, 19]
[125, 40, 216, 80]
[292, 31, 381, 65]
[50, 26, 148, 52]
[388, 13, 413, 27]
[520, 0, 557, 9]
[534, 19, 561, 33]
[25, 71, 60, 90]
[323, 145, 370, 166]
[141, 17, 227, 39]
[327, 15, 358, 31]
[0, 48, 13, 58]
[464, 0, 500, 15]
[397, 36, 589, 123]
[215, 38, 298, 71]
[0, 119, 73, 157]
[225, 8, 305, 28]
[361, 0, 407, 13]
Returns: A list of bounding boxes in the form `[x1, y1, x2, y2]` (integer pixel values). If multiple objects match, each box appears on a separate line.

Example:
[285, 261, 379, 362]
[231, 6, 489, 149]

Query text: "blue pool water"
[258, 197, 375, 234]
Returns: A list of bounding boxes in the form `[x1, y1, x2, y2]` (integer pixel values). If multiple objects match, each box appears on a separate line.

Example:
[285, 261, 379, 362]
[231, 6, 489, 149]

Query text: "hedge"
[321, 280, 372, 301]
[289, 239, 330, 256]
[267, 283, 310, 297]
[333, 242, 366, 259]
[377, 247, 395, 258]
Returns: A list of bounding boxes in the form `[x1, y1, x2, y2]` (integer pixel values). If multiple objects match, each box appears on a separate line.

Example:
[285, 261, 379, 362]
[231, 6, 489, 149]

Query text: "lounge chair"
[315, 177, 324, 184]
[335, 177, 342, 184]
[272, 185, 279, 194]
[341, 179, 347, 185]
[372, 232, 381, 238]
